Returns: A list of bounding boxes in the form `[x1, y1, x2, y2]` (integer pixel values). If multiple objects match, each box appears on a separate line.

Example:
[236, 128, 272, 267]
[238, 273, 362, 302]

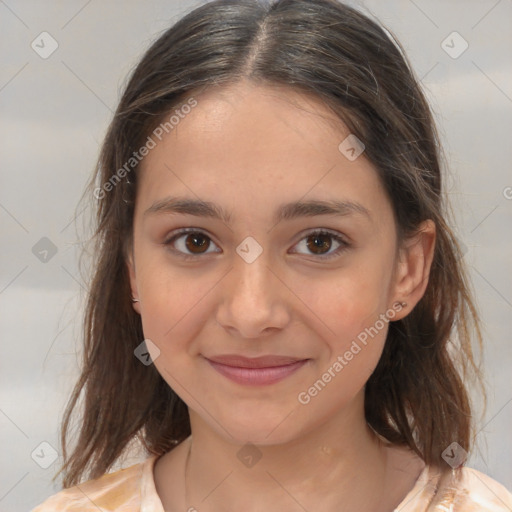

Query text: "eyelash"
[163, 227, 350, 261]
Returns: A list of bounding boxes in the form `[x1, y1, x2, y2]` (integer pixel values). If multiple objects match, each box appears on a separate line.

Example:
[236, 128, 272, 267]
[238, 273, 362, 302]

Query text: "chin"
[200, 404, 308, 447]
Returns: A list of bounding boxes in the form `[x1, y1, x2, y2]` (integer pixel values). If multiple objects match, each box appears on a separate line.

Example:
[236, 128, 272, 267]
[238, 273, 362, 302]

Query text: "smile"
[204, 355, 310, 386]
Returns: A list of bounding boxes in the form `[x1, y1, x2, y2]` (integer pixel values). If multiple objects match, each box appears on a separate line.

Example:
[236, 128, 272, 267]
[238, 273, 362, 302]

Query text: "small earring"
[396, 301, 407, 307]
[132, 297, 140, 303]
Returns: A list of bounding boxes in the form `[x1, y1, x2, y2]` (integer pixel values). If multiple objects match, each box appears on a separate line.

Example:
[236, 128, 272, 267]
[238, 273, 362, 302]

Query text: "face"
[127, 81, 414, 445]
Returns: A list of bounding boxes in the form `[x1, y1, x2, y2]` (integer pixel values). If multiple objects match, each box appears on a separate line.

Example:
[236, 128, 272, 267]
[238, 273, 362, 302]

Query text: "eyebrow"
[144, 196, 371, 225]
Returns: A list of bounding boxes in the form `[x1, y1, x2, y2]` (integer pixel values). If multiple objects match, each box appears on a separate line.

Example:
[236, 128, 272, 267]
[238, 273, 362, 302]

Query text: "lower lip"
[206, 359, 309, 386]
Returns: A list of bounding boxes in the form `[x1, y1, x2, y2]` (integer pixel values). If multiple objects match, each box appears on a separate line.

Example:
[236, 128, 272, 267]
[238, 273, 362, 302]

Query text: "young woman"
[32, 0, 512, 510]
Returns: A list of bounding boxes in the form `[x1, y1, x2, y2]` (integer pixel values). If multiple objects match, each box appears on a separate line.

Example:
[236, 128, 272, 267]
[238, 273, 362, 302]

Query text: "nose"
[215, 248, 291, 339]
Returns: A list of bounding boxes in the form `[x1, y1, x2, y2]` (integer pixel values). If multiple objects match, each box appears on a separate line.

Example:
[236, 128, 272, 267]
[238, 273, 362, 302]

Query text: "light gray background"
[1, 1, 511, 510]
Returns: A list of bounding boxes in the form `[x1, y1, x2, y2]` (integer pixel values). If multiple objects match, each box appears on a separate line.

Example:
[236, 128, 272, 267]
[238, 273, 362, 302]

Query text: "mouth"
[204, 354, 310, 386]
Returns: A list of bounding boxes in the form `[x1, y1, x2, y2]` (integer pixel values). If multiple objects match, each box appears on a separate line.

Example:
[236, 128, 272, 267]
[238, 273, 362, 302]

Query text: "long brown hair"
[55, 0, 484, 487]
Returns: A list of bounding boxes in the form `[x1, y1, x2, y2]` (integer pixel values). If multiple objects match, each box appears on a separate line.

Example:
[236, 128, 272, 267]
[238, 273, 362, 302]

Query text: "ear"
[126, 249, 141, 315]
[390, 219, 436, 321]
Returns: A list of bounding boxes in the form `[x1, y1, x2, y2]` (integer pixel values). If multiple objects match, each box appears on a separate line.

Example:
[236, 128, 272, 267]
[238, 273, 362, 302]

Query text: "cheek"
[138, 278, 209, 392]
[135, 256, 211, 350]
[294, 261, 392, 391]
[296, 284, 391, 414]
[295, 260, 392, 342]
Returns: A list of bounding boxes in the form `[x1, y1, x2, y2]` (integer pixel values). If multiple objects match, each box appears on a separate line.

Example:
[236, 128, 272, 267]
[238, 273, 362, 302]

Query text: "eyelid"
[294, 227, 350, 244]
[163, 226, 215, 244]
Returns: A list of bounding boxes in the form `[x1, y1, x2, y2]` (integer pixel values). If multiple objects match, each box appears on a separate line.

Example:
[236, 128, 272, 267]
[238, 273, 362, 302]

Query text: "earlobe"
[390, 220, 436, 320]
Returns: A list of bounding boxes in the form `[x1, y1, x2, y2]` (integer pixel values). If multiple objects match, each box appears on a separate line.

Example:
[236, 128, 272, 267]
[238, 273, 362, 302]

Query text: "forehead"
[142, 81, 352, 171]
[186, 80, 346, 132]
[135, 81, 392, 228]
[173, 80, 348, 148]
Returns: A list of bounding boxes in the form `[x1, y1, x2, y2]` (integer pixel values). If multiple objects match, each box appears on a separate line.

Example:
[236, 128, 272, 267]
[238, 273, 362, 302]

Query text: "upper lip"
[205, 354, 308, 368]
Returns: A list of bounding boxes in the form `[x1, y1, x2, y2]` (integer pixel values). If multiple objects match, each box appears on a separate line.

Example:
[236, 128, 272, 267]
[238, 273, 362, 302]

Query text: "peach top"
[31, 454, 512, 511]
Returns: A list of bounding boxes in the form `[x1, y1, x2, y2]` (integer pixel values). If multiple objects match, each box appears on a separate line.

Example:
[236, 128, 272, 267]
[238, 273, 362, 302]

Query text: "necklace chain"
[184, 439, 193, 509]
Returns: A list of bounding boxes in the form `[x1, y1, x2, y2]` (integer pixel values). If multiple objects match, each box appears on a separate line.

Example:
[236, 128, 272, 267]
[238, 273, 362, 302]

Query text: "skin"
[127, 80, 436, 511]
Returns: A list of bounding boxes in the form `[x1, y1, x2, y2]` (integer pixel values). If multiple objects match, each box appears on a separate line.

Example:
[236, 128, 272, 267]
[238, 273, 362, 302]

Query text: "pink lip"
[205, 355, 309, 386]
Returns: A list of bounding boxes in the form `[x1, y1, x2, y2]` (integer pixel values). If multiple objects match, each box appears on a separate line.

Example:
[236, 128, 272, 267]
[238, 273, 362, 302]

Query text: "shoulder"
[449, 467, 512, 511]
[30, 455, 159, 512]
[409, 465, 512, 511]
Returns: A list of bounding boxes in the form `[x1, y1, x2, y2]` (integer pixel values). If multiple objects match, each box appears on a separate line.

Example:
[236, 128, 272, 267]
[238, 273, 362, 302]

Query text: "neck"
[183, 392, 390, 512]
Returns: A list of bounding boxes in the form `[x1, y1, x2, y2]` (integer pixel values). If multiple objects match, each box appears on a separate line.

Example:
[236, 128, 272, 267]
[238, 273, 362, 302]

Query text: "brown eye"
[292, 230, 348, 260]
[184, 233, 210, 253]
[164, 229, 221, 258]
[306, 233, 333, 255]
